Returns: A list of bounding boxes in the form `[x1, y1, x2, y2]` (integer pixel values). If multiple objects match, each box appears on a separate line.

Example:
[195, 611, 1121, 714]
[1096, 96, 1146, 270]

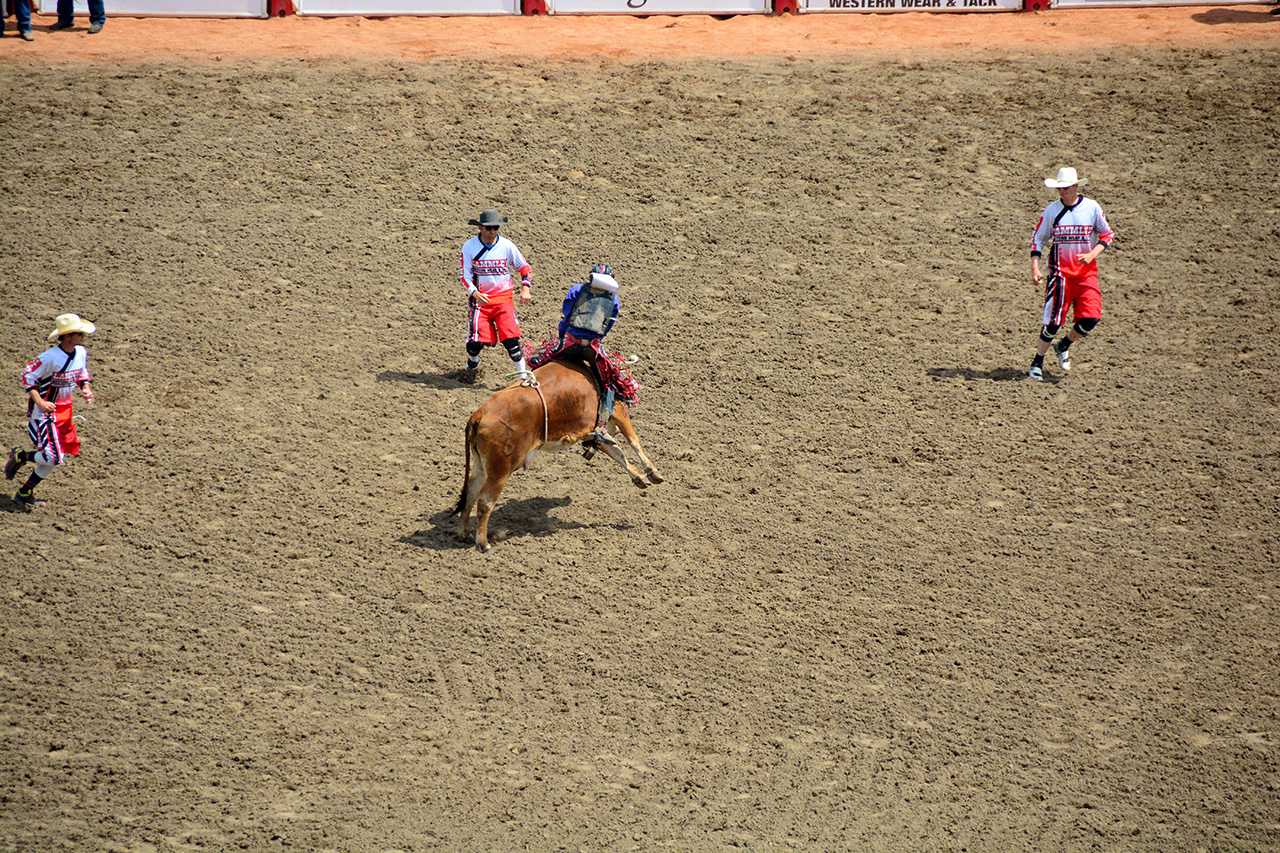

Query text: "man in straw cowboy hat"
[456, 208, 534, 384]
[6, 313, 96, 509]
[1028, 166, 1114, 381]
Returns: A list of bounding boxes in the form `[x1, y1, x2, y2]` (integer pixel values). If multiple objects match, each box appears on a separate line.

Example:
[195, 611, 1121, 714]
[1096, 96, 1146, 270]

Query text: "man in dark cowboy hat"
[456, 209, 533, 383]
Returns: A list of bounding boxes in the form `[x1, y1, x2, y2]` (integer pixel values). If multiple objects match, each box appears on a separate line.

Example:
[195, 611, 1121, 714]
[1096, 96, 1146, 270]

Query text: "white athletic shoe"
[1028, 364, 1044, 382]
[1056, 345, 1071, 371]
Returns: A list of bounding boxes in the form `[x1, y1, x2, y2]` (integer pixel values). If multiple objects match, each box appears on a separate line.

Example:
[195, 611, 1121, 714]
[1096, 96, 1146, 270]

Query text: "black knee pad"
[501, 337, 524, 361]
[1040, 324, 1060, 344]
[1073, 318, 1099, 336]
[466, 341, 484, 358]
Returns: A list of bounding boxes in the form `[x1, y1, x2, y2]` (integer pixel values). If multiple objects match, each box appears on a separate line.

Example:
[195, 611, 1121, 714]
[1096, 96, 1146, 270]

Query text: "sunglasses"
[481, 225, 500, 232]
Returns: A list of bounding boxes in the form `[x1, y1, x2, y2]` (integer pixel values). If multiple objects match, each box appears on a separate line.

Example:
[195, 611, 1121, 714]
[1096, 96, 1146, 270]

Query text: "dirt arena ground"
[2, 6, 1279, 851]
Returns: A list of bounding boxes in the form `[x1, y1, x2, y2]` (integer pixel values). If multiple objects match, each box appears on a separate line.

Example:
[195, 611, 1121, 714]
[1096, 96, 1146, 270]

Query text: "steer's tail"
[452, 417, 479, 516]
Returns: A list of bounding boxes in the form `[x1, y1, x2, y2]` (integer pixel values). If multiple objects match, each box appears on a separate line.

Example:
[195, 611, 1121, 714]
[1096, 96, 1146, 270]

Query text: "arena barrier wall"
[29, 0, 1271, 18]
[36, 0, 267, 14]
[293, 0, 515, 13]
[529, 0, 769, 14]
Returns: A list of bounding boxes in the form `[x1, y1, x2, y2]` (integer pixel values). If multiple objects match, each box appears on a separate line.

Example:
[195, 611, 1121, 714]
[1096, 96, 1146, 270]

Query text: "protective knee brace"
[1040, 324, 1060, 344]
[501, 337, 524, 362]
[466, 341, 484, 358]
[1073, 318, 1099, 336]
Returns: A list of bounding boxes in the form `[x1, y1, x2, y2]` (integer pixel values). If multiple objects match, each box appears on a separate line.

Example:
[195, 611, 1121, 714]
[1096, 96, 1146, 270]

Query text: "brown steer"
[453, 359, 664, 552]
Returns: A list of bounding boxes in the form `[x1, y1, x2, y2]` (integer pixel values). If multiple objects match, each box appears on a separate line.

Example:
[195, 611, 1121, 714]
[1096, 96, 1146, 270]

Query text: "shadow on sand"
[1192, 7, 1280, 24]
[400, 495, 635, 552]
[926, 366, 1059, 383]
[376, 370, 470, 391]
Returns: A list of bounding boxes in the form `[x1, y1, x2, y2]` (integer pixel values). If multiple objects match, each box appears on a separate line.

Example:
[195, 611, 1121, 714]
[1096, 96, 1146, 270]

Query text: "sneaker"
[4, 447, 23, 481]
[14, 488, 46, 509]
[1055, 343, 1071, 371]
[87, 22, 103, 33]
[19, 30, 34, 40]
[1028, 364, 1044, 382]
[49, 20, 73, 30]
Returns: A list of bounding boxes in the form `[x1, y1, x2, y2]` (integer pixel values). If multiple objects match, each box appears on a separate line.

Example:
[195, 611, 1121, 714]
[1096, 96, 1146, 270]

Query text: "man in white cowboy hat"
[456, 208, 534, 384]
[6, 313, 96, 509]
[1027, 166, 1114, 381]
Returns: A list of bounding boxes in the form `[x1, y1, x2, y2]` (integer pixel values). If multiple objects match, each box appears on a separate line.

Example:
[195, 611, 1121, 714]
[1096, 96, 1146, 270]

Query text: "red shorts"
[1043, 271, 1101, 327]
[29, 405, 79, 465]
[466, 294, 521, 345]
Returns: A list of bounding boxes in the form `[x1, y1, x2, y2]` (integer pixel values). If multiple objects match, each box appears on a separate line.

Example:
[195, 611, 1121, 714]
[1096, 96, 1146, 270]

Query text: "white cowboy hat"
[1045, 167, 1087, 188]
[48, 313, 96, 341]
[590, 272, 619, 293]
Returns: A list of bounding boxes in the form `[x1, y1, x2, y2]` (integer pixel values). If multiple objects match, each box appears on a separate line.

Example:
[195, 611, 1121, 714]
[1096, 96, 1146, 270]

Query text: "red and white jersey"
[459, 235, 531, 298]
[1030, 196, 1114, 279]
[22, 344, 90, 413]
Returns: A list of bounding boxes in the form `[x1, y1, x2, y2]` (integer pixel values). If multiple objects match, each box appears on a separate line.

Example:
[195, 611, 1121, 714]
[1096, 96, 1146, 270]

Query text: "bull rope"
[519, 374, 548, 442]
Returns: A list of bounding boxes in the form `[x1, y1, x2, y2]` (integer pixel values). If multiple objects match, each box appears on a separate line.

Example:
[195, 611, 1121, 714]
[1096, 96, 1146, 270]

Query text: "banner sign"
[294, 0, 516, 11]
[803, 0, 1018, 11]
[1054, 0, 1267, 5]
[37, 0, 266, 13]
[546, 0, 768, 13]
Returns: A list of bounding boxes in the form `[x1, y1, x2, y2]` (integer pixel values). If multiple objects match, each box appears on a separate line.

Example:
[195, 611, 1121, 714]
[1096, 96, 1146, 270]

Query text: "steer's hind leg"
[457, 450, 486, 543]
[608, 406, 664, 485]
[595, 441, 652, 489]
[473, 471, 513, 553]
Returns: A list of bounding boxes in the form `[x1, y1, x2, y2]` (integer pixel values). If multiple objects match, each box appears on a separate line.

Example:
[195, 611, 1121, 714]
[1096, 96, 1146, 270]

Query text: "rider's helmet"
[589, 263, 619, 293]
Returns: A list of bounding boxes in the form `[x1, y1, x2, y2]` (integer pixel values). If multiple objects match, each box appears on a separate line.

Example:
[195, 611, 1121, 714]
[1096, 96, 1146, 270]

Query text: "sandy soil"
[2, 6, 1279, 853]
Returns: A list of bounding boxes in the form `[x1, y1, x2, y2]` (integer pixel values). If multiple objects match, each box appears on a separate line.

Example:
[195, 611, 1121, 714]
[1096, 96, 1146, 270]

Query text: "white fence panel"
[293, 0, 516, 12]
[36, 0, 267, 15]
[546, 0, 769, 14]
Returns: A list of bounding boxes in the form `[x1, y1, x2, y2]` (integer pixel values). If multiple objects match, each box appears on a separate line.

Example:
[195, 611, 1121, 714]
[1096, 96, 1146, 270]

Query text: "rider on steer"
[531, 263, 637, 448]
[560, 263, 620, 349]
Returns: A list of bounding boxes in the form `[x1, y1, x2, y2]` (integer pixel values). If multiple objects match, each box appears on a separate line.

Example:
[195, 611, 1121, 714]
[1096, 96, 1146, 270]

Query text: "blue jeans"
[56, 0, 105, 26]
[12, 0, 33, 31]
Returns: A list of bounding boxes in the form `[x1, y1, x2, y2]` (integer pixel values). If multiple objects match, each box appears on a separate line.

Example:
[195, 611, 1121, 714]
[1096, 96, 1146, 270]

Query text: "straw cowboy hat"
[468, 209, 509, 228]
[1044, 167, 1088, 188]
[48, 313, 96, 341]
